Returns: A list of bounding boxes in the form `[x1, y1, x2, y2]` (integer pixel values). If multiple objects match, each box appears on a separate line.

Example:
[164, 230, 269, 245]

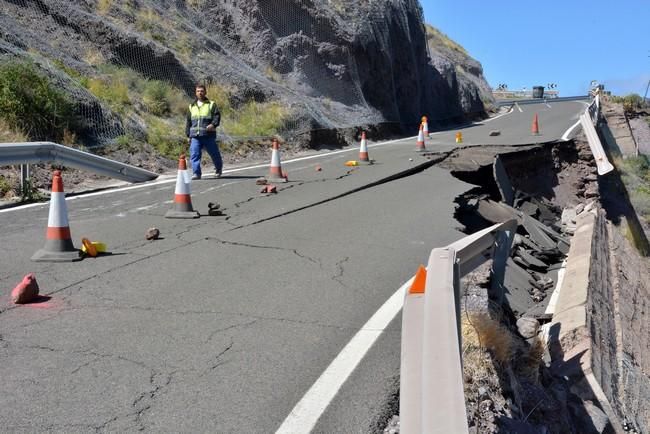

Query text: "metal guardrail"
[580, 96, 614, 175]
[0, 142, 159, 186]
[400, 219, 516, 434]
[496, 95, 590, 107]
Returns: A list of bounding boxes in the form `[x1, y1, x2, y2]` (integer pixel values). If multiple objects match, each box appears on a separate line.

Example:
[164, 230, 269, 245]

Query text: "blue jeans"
[189, 136, 222, 176]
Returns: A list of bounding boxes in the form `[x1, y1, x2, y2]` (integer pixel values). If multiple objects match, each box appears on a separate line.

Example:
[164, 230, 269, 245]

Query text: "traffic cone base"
[32, 170, 81, 262]
[32, 244, 81, 262]
[165, 209, 200, 218]
[166, 154, 200, 219]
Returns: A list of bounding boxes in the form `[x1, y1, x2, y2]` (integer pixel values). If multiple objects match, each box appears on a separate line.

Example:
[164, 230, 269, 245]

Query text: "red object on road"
[531, 113, 540, 135]
[11, 273, 40, 304]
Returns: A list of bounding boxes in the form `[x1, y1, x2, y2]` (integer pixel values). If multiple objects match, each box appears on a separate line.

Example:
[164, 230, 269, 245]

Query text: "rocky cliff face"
[425, 24, 494, 118]
[0, 0, 493, 147]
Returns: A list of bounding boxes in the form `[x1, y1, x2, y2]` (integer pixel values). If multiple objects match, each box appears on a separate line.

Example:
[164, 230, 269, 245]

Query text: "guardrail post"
[490, 229, 514, 305]
[20, 163, 30, 197]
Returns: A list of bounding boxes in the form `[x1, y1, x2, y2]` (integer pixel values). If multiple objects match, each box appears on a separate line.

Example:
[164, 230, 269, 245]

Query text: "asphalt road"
[0, 100, 588, 433]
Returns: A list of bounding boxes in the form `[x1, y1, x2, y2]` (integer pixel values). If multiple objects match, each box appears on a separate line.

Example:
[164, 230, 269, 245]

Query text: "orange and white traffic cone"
[32, 170, 81, 262]
[531, 113, 540, 135]
[268, 139, 287, 183]
[165, 154, 200, 219]
[421, 116, 430, 137]
[358, 131, 371, 163]
[416, 124, 426, 151]
[455, 132, 463, 143]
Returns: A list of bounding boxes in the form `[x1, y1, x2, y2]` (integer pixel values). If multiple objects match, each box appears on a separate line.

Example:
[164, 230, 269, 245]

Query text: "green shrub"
[226, 101, 288, 136]
[86, 77, 130, 113]
[622, 155, 650, 179]
[146, 115, 186, 158]
[143, 80, 171, 116]
[201, 84, 288, 137]
[0, 61, 74, 140]
[612, 93, 643, 114]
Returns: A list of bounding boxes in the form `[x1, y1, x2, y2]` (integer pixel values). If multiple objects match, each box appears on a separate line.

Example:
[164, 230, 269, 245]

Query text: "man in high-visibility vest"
[185, 84, 223, 180]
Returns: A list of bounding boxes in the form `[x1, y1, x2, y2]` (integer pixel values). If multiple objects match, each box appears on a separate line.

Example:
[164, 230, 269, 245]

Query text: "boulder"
[145, 227, 160, 240]
[516, 317, 539, 338]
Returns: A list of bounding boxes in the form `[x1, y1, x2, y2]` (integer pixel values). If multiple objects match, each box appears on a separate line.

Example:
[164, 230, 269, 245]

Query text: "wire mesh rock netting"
[0, 0, 474, 151]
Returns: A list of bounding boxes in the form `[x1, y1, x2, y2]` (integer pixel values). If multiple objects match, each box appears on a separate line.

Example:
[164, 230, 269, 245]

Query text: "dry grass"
[463, 313, 545, 382]
[0, 119, 28, 142]
[424, 23, 468, 55]
[462, 313, 513, 365]
[96, 0, 112, 15]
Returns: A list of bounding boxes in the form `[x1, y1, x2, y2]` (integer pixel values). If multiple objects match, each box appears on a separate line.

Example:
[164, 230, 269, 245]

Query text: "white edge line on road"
[0, 136, 417, 215]
[275, 275, 413, 434]
[482, 110, 512, 123]
[561, 119, 582, 141]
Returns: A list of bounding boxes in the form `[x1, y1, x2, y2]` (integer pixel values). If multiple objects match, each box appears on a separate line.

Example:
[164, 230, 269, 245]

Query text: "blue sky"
[420, 0, 650, 97]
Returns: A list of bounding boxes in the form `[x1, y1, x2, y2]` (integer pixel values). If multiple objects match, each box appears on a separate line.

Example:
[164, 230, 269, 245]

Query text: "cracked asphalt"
[0, 100, 588, 433]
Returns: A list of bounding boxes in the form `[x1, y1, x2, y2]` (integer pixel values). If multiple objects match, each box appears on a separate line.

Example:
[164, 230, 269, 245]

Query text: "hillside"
[0, 0, 494, 199]
[425, 24, 494, 115]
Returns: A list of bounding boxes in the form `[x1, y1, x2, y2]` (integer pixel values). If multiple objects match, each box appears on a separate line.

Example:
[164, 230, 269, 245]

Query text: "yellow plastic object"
[345, 160, 359, 167]
[81, 239, 106, 257]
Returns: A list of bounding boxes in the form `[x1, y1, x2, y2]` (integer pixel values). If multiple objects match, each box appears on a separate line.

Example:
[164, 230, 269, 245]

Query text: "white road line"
[130, 204, 159, 212]
[483, 110, 512, 123]
[515, 103, 523, 113]
[561, 119, 582, 141]
[275, 275, 413, 434]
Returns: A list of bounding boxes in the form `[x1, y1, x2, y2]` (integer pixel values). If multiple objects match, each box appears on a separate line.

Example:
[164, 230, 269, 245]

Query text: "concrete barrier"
[547, 209, 624, 431]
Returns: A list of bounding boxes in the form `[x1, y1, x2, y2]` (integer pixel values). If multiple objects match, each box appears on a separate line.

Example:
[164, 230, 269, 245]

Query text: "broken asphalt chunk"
[515, 249, 549, 271]
[519, 201, 539, 217]
[493, 155, 514, 206]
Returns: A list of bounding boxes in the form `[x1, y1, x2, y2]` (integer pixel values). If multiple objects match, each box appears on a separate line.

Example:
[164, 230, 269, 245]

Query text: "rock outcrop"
[0, 0, 493, 147]
[425, 24, 494, 119]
